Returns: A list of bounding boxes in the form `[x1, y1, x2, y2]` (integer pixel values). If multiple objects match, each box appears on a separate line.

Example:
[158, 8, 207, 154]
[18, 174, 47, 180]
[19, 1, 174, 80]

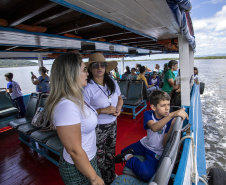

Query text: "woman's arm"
[57, 124, 104, 185]
[31, 77, 41, 85]
[113, 96, 123, 116]
[168, 78, 179, 90]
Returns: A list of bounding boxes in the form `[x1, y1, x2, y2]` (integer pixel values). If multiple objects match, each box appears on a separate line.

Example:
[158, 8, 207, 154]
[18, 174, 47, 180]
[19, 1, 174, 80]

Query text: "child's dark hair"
[194, 67, 198, 75]
[148, 90, 171, 107]
[5, 73, 13, 80]
[140, 66, 146, 73]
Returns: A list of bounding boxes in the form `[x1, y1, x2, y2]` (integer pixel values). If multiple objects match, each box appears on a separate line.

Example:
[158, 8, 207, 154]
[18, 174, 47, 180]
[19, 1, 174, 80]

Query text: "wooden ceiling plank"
[9, 2, 57, 27]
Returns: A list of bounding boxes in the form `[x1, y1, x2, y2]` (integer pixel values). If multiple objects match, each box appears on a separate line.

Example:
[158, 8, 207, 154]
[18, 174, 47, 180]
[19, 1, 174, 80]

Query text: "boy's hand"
[170, 108, 188, 120]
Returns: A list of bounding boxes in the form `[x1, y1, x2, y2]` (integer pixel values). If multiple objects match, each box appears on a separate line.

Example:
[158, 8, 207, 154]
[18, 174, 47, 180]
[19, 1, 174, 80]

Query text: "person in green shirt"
[162, 60, 180, 94]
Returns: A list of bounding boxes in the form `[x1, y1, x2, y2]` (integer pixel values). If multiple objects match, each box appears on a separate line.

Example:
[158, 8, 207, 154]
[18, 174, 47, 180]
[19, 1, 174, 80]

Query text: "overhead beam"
[82, 27, 126, 39]
[33, 9, 74, 26]
[5, 46, 19, 51]
[48, 16, 104, 34]
[117, 38, 155, 44]
[107, 34, 143, 42]
[9, 2, 57, 27]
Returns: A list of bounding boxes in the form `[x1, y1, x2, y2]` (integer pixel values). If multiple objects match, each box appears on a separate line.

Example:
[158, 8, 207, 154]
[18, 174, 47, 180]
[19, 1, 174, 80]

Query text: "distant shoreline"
[115, 56, 226, 62]
[0, 56, 225, 67]
[0, 60, 38, 68]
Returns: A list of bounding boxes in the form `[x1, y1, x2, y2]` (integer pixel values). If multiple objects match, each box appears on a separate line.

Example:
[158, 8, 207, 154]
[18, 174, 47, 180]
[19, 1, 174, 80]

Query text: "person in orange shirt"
[137, 66, 156, 94]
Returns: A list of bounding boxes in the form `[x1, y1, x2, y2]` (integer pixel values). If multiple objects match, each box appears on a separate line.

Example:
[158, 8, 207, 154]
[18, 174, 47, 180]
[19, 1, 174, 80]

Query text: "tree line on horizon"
[0, 56, 225, 67]
[0, 60, 38, 68]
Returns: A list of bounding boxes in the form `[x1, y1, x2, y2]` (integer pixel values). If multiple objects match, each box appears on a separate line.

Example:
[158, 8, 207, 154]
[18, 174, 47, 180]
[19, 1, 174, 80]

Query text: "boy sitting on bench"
[114, 90, 188, 182]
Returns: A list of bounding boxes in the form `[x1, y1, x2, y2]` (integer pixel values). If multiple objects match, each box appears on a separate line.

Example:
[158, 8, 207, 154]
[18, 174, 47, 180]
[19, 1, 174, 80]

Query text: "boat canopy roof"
[0, 0, 195, 59]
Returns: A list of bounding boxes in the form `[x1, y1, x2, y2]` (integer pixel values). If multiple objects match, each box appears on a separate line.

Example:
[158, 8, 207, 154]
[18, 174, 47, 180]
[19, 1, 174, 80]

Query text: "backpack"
[31, 106, 55, 131]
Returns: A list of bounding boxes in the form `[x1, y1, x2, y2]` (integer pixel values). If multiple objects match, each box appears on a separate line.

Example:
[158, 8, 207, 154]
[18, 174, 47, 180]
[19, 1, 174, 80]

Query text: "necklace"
[93, 80, 112, 106]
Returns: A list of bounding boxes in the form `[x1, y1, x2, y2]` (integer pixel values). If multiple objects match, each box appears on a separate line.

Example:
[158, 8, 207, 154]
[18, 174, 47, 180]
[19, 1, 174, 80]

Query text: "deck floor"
[0, 103, 150, 184]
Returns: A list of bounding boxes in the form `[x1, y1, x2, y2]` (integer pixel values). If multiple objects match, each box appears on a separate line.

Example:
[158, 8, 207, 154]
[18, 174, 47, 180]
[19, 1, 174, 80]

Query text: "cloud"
[193, 0, 226, 9]
[193, 5, 226, 56]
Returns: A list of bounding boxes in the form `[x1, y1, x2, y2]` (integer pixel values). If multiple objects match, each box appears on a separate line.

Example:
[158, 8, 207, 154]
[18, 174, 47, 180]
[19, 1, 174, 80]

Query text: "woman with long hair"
[46, 53, 104, 185]
[84, 53, 123, 185]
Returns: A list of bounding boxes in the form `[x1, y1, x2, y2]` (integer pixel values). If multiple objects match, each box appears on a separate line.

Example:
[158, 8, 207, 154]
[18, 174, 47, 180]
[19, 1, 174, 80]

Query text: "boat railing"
[149, 117, 183, 185]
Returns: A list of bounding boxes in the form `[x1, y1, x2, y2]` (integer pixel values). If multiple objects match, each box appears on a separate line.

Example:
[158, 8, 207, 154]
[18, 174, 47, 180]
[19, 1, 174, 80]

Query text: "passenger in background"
[46, 53, 104, 185]
[148, 71, 160, 90]
[145, 66, 152, 72]
[128, 68, 137, 80]
[124, 65, 131, 75]
[170, 69, 181, 106]
[153, 64, 162, 74]
[137, 66, 156, 94]
[5, 73, 26, 118]
[135, 63, 141, 72]
[194, 67, 199, 84]
[160, 63, 169, 88]
[84, 53, 123, 185]
[161, 60, 180, 94]
[31, 67, 50, 93]
[112, 67, 120, 80]
[114, 91, 188, 182]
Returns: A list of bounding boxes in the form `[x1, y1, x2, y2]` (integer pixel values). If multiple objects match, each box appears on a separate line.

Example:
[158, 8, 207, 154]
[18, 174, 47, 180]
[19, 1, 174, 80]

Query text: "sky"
[123, 0, 226, 60]
[191, 0, 226, 57]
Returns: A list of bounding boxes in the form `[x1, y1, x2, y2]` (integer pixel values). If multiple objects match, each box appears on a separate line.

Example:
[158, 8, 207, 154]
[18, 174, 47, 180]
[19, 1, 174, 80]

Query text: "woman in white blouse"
[84, 53, 123, 185]
[46, 53, 104, 185]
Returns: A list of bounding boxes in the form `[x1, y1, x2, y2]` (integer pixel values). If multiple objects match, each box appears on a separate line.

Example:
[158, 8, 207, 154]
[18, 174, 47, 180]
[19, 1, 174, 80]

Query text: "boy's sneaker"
[114, 149, 134, 163]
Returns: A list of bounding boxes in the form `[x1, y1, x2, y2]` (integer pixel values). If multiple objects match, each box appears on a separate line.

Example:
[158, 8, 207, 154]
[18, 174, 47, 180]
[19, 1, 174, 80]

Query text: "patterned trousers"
[96, 120, 117, 185]
[59, 155, 101, 185]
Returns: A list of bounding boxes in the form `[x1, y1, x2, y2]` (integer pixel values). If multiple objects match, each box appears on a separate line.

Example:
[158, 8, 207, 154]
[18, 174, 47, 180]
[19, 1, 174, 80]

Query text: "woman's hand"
[91, 175, 104, 185]
[113, 106, 122, 116]
[101, 106, 116, 114]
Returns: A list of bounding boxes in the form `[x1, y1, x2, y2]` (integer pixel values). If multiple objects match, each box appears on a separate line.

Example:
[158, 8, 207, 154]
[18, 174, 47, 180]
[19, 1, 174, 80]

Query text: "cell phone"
[31, 72, 34, 76]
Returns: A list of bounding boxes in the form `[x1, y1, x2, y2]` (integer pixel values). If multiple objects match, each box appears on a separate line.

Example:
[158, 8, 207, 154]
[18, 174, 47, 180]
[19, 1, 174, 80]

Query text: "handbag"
[31, 107, 49, 128]
[31, 107, 55, 131]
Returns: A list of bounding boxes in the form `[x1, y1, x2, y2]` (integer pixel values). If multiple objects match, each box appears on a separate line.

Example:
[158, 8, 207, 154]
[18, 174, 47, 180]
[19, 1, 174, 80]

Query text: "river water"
[0, 59, 225, 172]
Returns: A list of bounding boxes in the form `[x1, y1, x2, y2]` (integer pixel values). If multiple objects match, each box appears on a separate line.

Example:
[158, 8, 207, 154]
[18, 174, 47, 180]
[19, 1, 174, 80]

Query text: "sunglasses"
[91, 62, 107, 69]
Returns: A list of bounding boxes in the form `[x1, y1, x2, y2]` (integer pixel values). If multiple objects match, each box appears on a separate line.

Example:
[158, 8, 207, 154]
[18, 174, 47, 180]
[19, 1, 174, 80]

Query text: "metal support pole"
[178, 34, 190, 106]
[189, 47, 194, 88]
[121, 57, 124, 75]
[38, 53, 43, 67]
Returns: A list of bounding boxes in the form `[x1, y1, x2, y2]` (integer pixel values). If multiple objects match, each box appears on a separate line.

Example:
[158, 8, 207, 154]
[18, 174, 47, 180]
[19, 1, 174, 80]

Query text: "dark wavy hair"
[87, 66, 116, 95]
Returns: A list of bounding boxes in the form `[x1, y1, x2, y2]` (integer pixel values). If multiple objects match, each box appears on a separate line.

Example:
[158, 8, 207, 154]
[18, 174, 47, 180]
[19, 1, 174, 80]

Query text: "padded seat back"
[0, 89, 14, 110]
[118, 80, 129, 99]
[131, 80, 148, 100]
[121, 74, 129, 80]
[38, 93, 49, 107]
[25, 92, 40, 119]
[127, 82, 143, 101]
